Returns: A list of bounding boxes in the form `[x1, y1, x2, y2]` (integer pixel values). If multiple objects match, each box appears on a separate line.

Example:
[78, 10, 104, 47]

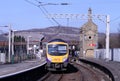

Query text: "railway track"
[39, 72, 63, 81]
[39, 60, 111, 81]
[73, 61, 111, 81]
[38, 64, 82, 81]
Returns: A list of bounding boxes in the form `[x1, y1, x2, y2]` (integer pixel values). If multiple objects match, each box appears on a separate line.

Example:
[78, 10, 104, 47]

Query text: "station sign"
[89, 43, 96, 46]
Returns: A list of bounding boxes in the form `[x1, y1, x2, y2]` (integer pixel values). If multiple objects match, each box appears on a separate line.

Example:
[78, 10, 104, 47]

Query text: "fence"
[94, 48, 120, 62]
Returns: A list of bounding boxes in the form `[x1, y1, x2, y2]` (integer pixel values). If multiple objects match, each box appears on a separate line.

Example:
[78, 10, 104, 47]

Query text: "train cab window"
[48, 44, 67, 56]
[48, 45, 57, 53]
[58, 45, 67, 54]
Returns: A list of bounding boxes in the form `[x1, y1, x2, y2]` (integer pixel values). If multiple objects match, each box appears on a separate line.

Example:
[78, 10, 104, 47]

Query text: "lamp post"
[33, 45, 37, 55]
[27, 36, 32, 59]
[8, 25, 11, 63]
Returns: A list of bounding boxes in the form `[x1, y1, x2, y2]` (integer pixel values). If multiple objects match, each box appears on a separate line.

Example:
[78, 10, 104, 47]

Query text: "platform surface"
[81, 58, 120, 81]
[0, 57, 46, 78]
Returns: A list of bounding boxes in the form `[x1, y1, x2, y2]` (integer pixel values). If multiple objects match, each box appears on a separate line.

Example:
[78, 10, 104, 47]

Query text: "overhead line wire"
[35, 0, 61, 26]
[25, 0, 61, 26]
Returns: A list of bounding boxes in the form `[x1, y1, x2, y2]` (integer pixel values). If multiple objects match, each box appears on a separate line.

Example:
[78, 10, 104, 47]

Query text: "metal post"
[11, 30, 14, 63]
[83, 34, 85, 57]
[67, 18, 69, 27]
[106, 15, 110, 61]
[27, 37, 29, 55]
[8, 25, 11, 63]
[27, 36, 31, 59]
[0, 25, 11, 63]
[33, 45, 36, 55]
[27, 36, 29, 59]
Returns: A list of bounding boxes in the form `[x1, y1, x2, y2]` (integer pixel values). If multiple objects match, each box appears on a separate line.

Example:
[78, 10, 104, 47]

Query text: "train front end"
[46, 39, 69, 71]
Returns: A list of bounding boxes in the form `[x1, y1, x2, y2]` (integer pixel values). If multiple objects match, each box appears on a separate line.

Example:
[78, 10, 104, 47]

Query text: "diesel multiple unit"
[46, 39, 69, 71]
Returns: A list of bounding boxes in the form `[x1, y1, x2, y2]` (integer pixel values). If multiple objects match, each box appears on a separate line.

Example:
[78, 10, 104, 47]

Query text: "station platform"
[80, 58, 120, 81]
[0, 57, 46, 78]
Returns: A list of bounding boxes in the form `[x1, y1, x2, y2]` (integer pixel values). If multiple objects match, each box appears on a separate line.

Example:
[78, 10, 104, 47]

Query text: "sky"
[0, 0, 120, 33]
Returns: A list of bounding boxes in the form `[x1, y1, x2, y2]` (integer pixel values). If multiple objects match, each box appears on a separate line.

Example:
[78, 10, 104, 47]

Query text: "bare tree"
[110, 34, 119, 48]
[98, 33, 106, 49]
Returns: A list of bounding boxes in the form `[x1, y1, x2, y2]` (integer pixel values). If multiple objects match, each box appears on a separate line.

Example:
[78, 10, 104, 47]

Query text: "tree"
[14, 36, 25, 42]
[97, 33, 106, 49]
[14, 35, 26, 55]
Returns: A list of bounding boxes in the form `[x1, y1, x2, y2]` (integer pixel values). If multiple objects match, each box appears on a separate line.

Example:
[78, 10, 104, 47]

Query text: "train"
[46, 39, 69, 71]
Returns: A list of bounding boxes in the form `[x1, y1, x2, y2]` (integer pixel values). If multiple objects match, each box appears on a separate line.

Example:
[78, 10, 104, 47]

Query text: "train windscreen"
[48, 44, 67, 56]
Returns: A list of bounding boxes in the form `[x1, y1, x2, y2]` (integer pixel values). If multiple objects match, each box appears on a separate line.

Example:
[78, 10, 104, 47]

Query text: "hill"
[18, 26, 80, 41]
[0, 26, 115, 42]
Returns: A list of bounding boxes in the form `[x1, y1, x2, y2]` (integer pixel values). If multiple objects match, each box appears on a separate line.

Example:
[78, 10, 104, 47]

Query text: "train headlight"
[62, 57, 67, 62]
[48, 57, 52, 61]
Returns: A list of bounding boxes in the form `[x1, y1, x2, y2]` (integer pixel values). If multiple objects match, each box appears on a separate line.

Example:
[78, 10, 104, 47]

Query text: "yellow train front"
[46, 39, 69, 71]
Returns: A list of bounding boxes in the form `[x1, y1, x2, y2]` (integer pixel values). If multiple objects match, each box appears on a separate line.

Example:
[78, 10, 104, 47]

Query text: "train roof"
[48, 39, 66, 43]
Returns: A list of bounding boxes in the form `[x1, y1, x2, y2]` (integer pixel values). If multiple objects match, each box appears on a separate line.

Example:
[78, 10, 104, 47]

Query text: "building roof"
[48, 39, 66, 43]
[80, 8, 98, 33]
